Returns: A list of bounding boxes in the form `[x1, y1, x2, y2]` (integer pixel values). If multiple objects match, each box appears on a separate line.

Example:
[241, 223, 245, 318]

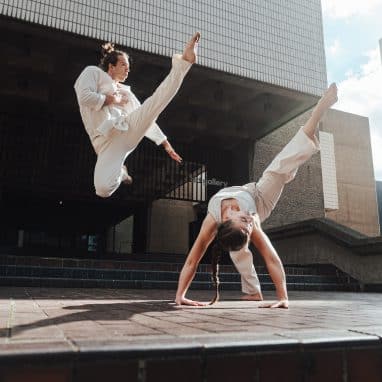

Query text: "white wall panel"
[319, 131, 339, 211]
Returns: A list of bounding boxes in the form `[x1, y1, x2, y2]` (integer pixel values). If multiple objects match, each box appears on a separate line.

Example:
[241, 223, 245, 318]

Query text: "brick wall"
[252, 110, 324, 229]
[322, 109, 380, 236]
[252, 108, 380, 237]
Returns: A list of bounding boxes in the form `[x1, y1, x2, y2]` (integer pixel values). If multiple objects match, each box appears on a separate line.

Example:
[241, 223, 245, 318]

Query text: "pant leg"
[254, 127, 320, 222]
[229, 248, 261, 295]
[232, 129, 319, 291]
[118, 54, 192, 152]
[93, 130, 131, 197]
[93, 54, 192, 198]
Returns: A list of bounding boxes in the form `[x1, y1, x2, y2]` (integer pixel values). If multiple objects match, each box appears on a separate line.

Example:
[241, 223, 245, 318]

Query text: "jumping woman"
[74, 32, 200, 197]
[175, 83, 338, 308]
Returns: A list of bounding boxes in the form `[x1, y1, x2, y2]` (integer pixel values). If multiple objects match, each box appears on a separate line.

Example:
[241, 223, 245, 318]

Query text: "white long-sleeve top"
[74, 65, 167, 148]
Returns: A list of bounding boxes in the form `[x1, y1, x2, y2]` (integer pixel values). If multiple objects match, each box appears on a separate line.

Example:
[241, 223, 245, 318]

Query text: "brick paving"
[0, 287, 382, 356]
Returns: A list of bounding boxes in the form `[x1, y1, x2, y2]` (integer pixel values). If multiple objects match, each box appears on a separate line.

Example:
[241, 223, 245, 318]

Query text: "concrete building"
[253, 108, 380, 237]
[0, 0, 326, 254]
[149, 107, 380, 256]
[377, 181, 382, 230]
[0, 1, 379, 270]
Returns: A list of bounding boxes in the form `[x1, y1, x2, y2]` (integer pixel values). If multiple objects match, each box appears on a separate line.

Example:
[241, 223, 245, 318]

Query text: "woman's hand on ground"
[258, 299, 289, 309]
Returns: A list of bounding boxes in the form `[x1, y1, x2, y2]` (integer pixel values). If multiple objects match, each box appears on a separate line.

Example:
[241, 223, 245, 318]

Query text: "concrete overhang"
[0, 16, 321, 225]
[129, 50, 320, 149]
[1, 15, 319, 148]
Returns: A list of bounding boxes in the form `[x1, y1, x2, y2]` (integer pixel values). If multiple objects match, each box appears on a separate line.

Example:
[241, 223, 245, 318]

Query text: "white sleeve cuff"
[145, 123, 167, 145]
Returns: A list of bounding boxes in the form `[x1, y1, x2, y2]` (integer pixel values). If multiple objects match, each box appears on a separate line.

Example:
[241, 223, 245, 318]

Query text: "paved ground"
[1, 287, 382, 356]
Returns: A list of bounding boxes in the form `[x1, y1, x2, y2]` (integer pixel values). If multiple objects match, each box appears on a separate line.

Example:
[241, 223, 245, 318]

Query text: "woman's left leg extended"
[234, 84, 338, 292]
[122, 54, 192, 147]
[93, 33, 200, 197]
[232, 129, 319, 294]
[94, 55, 191, 198]
[116, 33, 200, 151]
[254, 83, 338, 221]
[246, 83, 338, 221]
[254, 127, 320, 222]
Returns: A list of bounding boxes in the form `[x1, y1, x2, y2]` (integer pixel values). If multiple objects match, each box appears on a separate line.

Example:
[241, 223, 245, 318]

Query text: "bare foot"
[182, 32, 200, 64]
[122, 165, 133, 185]
[315, 83, 338, 113]
[240, 293, 263, 301]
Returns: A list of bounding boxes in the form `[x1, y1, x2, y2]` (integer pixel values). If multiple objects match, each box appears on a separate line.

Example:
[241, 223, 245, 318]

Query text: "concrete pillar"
[17, 230, 24, 248]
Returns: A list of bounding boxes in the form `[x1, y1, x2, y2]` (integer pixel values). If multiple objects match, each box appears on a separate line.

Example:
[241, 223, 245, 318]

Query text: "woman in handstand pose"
[175, 83, 338, 308]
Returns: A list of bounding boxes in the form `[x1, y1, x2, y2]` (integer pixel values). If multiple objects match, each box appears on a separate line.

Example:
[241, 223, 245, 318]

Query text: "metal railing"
[0, 112, 223, 203]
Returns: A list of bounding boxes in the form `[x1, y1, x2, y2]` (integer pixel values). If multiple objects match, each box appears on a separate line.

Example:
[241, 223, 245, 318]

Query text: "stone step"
[0, 265, 356, 285]
[0, 254, 346, 276]
[0, 276, 360, 292]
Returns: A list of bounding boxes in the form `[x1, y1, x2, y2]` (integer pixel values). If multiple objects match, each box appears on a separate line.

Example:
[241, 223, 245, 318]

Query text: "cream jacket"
[74, 66, 167, 148]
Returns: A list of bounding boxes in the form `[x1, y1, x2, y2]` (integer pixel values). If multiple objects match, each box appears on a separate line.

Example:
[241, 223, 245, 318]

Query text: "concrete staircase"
[0, 254, 360, 292]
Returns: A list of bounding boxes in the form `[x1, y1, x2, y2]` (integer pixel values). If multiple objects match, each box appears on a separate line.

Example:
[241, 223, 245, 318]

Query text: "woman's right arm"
[175, 214, 217, 306]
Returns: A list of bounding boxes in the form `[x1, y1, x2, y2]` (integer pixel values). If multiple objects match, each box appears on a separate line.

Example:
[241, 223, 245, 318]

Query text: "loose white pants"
[229, 128, 320, 294]
[93, 55, 191, 198]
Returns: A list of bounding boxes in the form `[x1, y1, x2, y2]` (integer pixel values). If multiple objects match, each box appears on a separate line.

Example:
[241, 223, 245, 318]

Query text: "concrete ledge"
[1, 288, 382, 381]
[266, 218, 382, 284]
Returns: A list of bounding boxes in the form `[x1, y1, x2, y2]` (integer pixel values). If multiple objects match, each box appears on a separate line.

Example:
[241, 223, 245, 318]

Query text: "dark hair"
[99, 42, 129, 72]
[209, 220, 248, 305]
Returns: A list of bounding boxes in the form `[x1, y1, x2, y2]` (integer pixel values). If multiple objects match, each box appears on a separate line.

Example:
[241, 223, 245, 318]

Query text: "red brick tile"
[347, 348, 382, 382]
[146, 357, 202, 382]
[1, 366, 72, 382]
[258, 352, 302, 382]
[304, 350, 343, 382]
[205, 353, 256, 382]
[74, 360, 138, 382]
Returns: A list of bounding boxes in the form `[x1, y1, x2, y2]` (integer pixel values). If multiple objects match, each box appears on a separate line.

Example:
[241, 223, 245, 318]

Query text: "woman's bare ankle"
[182, 32, 200, 63]
[241, 293, 263, 301]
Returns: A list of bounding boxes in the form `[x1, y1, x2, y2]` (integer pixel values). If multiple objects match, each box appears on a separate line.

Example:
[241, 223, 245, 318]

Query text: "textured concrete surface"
[1, 287, 381, 357]
[322, 109, 380, 237]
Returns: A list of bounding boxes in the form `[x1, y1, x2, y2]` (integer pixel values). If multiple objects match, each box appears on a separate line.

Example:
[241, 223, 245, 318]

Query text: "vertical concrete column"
[132, 202, 150, 254]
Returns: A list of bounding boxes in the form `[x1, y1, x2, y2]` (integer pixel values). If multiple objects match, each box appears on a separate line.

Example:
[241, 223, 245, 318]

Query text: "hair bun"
[101, 42, 115, 56]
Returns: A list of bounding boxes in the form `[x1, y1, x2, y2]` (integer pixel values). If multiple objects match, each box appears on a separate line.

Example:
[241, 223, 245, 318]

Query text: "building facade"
[1, 0, 327, 95]
[253, 108, 380, 237]
[377, 181, 382, 230]
[147, 108, 380, 256]
[0, 0, 340, 256]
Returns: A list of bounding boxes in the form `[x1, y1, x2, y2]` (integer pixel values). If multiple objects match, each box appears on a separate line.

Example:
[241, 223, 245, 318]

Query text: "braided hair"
[209, 220, 248, 305]
[99, 42, 129, 72]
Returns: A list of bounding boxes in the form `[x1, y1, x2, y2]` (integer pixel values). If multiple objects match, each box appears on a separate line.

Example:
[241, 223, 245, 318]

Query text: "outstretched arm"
[175, 214, 217, 306]
[250, 226, 289, 308]
[162, 140, 182, 163]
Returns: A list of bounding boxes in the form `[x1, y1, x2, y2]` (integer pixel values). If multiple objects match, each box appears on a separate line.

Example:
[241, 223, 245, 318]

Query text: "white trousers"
[93, 55, 191, 198]
[229, 128, 320, 294]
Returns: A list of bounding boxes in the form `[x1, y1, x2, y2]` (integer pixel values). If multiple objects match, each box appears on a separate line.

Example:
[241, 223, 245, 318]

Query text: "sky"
[321, 0, 382, 180]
